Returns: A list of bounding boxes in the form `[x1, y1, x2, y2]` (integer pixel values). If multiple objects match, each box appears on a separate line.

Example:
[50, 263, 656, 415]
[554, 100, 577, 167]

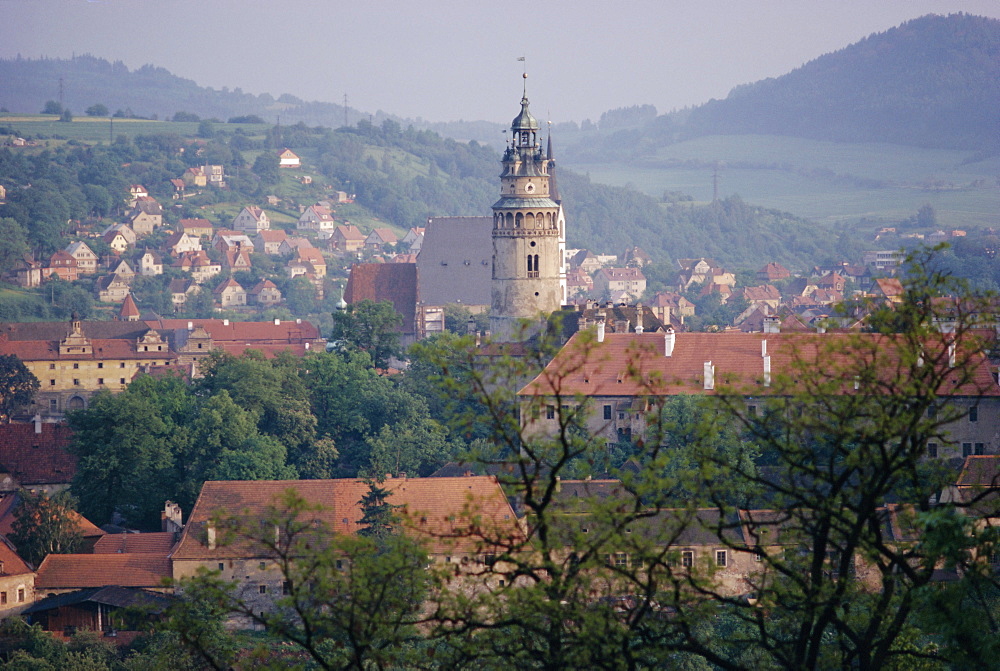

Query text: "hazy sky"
[2, 0, 999, 124]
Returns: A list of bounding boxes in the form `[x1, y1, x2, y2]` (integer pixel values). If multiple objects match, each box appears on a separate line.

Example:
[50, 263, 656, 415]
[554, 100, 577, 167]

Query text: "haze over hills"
[1, 13, 997, 153]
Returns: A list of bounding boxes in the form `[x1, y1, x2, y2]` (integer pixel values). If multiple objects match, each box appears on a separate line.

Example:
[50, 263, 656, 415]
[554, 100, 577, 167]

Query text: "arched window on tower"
[506, 213, 514, 228]
[525, 213, 534, 229]
[515, 213, 523, 228]
[527, 254, 539, 278]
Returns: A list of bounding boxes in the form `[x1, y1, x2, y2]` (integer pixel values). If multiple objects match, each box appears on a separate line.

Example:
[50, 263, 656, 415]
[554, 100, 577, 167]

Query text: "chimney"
[274, 318, 281, 326]
[854, 376, 860, 391]
[596, 320, 605, 343]
[304, 342, 310, 350]
[761, 339, 767, 358]
[223, 319, 229, 326]
[948, 341, 956, 368]
[187, 321, 194, 331]
[763, 356, 771, 387]
[763, 316, 780, 334]
[162, 501, 183, 533]
[635, 322, 644, 334]
[664, 327, 676, 357]
[704, 361, 715, 390]
[614, 319, 629, 334]
[33, 414, 41, 434]
[206, 523, 216, 550]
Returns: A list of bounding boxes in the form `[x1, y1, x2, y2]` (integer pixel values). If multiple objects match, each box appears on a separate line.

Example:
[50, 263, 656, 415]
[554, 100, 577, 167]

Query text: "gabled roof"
[415, 216, 492, 307]
[249, 279, 280, 296]
[0, 535, 33, 576]
[743, 285, 781, 301]
[595, 267, 646, 281]
[344, 263, 417, 334]
[213, 277, 244, 296]
[35, 553, 171, 589]
[119, 294, 140, 319]
[366, 228, 398, 244]
[333, 224, 366, 241]
[173, 476, 523, 560]
[179, 218, 213, 231]
[255, 230, 288, 243]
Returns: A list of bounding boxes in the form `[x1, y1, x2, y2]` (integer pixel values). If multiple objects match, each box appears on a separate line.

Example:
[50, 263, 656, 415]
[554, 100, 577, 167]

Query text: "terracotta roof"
[758, 262, 791, 280]
[367, 228, 398, 244]
[333, 225, 365, 241]
[743, 285, 781, 301]
[0, 422, 76, 486]
[520, 331, 1000, 398]
[596, 267, 646, 281]
[344, 263, 417, 334]
[92, 532, 178, 555]
[173, 476, 522, 560]
[956, 455, 1000, 487]
[249, 279, 279, 296]
[873, 278, 905, 296]
[0, 492, 104, 539]
[255, 230, 288, 243]
[296, 248, 326, 265]
[213, 277, 244, 296]
[0, 536, 33, 576]
[35, 553, 170, 589]
[0, 336, 174, 364]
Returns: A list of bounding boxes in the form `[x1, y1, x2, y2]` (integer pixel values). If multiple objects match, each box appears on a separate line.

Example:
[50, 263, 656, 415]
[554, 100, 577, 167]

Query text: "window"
[0, 592, 6, 604]
[48, 364, 55, 370]
[963, 443, 973, 457]
[258, 585, 267, 594]
[259, 561, 267, 570]
[681, 550, 694, 568]
[976, 443, 985, 455]
[120, 362, 125, 368]
[618, 412, 626, 420]
[716, 550, 728, 567]
[218, 563, 224, 571]
[73, 379, 80, 386]
[927, 404, 937, 418]
[604, 405, 612, 420]
[615, 553, 628, 567]
[73, 363, 79, 369]
[546, 405, 555, 420]
[970, 406, 979, 422]
[928, 442, 938, 458]
[747, 405, 757, 416]
[49, 380, 55, 386]
[49, 399, 57, 411]
[335, 560, 343, 570]
[97, 378, 104, 385]
[17, 588, 24, 602]
[282, 581, 291, 595]
[97, 362, 103, 369]
[120, 378, 126, 385]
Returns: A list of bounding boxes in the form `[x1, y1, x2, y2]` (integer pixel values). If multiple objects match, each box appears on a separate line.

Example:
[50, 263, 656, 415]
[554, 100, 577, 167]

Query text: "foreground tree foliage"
[0, 354, 39, 423]
[9, 489, 83, 567]
[159, 251, 1000, 668]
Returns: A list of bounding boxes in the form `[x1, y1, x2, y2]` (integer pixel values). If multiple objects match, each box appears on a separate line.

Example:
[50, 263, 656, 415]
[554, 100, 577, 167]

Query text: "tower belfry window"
[527, 254, 539, 278]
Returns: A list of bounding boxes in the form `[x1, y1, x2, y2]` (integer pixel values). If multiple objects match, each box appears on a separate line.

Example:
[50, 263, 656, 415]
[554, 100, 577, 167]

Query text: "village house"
[253, 230, 288, 255]
[402, 227, 425, 252]
[741, 284, 782, 311]
[297, 204, 336, 233]
[182, 167, 206, 188]
[621, 246, 652, 268]
[293, 248, 326, 278]
[127, 185, 148, 207]
[757, 262, 791, 283]
[213, 230, 255, 254]
[276, 148, 301, 168]
[109, 259, 135, 281]
[102, 223, 137, 247]
[139, 250, 164, 277]
[128, 197, 164, 236]
[213, 278, 247, 308]
[278, 236, 313, 257]
[364, 227, 398, 250]
[0, 539, 34, 617]
[344, 262, 418, 345]
[173, 251, 222, 284]
[170, 179, 186, 199]
[569, 250, 604, 275]
[169, 278, 199, 310]
[566, 267, 595, 299]
[102, 229, 131, 254]
[95, 274, 132, 304]
[222, 246, 253, 273]
[64, 242, 98, 275]
[45, 251, 78, 282]
[649, 291, 695, 326]
[202, 164, 225, 188]
[248, 279, 282, 307]
[593, 268, 647, 301]
[330, 224, 366, 253]
[232, 206, 270, 234]
[7, 255, 43, 288]
[179, 218, 214, 239]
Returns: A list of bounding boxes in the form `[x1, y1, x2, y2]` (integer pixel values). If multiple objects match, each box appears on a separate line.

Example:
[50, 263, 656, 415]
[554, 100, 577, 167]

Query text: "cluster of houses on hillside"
[2, 185, 410, 314]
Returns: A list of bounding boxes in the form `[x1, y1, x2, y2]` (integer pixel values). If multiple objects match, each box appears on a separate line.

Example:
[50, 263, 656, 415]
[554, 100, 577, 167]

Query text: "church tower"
[490, 76, 564, 341]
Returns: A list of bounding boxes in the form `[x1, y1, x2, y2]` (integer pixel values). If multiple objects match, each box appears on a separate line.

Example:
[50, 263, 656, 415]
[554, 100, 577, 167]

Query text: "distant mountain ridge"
[681, 13, 1000, 151]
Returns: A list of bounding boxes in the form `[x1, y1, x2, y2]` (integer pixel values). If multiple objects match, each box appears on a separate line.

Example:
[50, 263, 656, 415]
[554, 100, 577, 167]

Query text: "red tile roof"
[173, 476, 522, 560]
[0, 536, 32, 576]
[520, 331, 1000, 398]
[92, 532, 178, 555]
[0, 422, 76, 486]
[344, 263, 417, 334]
[35, 554, 170, 589]
[0, 492, 104, 540]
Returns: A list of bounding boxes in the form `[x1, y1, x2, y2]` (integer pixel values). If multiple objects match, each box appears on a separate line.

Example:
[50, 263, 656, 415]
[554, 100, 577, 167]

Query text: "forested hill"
[682, 13, 1000, 151]
[0, 54, 386, 129]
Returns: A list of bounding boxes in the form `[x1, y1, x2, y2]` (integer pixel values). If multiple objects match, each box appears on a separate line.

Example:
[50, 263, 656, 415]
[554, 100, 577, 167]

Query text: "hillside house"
[173, 251, 222, 284]
[139, 250, 164, 276]
[163, 232, 202, 256]
[297, 204, 335, 233]
[182, 167, 206, 188]
[179, 218, 214, 239]
[46, 251, 78, 282]
[65, 242, 98, 275]
[365, 228, 398, 250]
[232, 206, 269, 234]
[277, 148, 300, 168]
[253, 230, 288, 255]
[593, 268, 646, 301]
[330, 225, 366, 252]
[248, 279, 282, 307]
[96, 274, 132, 303]
[213, 278, 247, 307]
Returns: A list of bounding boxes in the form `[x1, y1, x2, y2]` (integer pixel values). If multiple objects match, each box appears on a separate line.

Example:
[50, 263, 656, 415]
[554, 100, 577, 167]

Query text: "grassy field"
[567, 135, 1000, 227]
